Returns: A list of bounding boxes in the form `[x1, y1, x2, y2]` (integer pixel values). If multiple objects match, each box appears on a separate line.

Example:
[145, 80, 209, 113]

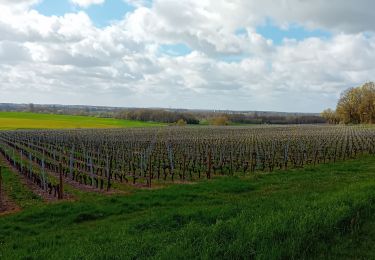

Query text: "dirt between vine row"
[40, 162, 126, 195]
[0, 155, 65, 203]
[0, 192, 21, 216]
[21, 151, 144, 194]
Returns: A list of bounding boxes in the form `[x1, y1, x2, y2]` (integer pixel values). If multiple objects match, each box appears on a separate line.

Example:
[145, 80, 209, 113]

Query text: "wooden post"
[107, 155, 113, 191]
[207, 150, 212, 179]
[229, 151, 233, 175]
[0, 165, 3, 208]
[251, 151, 257, 173]
[58, 163, 63, 200]
[182, 154, 186, 181]
[148, 157, 152, 188]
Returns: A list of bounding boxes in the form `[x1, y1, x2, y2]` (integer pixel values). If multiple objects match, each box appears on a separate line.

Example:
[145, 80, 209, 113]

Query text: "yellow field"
[0, 112, 164, 130]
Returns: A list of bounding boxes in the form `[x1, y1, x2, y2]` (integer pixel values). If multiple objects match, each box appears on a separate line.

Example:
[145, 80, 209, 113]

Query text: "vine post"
[0, 165, 3, 208]
[58, 162, 64, 200]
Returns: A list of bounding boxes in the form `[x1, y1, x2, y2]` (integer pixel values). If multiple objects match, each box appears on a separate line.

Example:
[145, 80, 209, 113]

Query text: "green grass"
[315, 217, 375, 259]
[0, 112, 164, 130]
[0, 165, 43, 209]
[0, 156, 374, 259]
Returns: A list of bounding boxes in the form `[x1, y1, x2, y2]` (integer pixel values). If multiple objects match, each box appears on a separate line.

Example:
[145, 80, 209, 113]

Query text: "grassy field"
[0, 155, 374, 259]
[0, 112, 164, 130]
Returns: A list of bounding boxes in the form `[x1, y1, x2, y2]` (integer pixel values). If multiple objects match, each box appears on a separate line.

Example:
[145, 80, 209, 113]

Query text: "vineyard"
[0, 125, 375, 259]
[0, 125, 374, 198]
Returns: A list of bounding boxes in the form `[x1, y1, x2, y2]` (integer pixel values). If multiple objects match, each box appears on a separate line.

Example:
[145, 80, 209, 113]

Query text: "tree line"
[322, 82, 375, 124]
[0, 103, 326, 125]
[114, 109, 200, 124]
[226, 114, 325, 125]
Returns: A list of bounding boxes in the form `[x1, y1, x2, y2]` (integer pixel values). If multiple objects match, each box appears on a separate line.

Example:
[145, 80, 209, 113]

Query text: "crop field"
[0, 112, 164, 130]
[0, 125, 374, 259]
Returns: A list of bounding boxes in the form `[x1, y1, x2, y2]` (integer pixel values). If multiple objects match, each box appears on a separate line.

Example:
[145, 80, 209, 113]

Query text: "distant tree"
[176, 119, 187, 126]
[29, 103, 35, 112]
[51, 105, 57, 113]
[114, 109, 199, 124]
[321, 109, 340, 124]
[253, 111, 259, 119]
[210, 116, 229, 126]
[358, 82, 375, 124]
[324, 82, 375, 124]
[336, 87, 362, 124]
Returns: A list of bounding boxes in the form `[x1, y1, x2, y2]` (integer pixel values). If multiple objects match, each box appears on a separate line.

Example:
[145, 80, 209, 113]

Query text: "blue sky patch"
[35, 0, 135, 27]
[85, 0, 135, 27]
[159, 43, 193, 56]
[256, 21, 331, 45]
[35, 0, 72, 17]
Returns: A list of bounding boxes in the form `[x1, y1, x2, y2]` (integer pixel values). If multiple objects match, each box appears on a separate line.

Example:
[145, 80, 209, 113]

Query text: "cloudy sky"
[0, 0, 374, 112]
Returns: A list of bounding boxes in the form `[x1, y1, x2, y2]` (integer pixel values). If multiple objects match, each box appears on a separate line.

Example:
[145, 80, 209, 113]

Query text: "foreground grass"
[0, 112, 164, 130]
[316, 217, 375, 259]
[0, 156, 374, 259]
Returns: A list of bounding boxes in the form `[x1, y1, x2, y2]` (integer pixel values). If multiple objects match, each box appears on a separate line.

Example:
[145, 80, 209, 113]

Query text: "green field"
[0, 112, 164, 130]
[0, 155, 374, 259]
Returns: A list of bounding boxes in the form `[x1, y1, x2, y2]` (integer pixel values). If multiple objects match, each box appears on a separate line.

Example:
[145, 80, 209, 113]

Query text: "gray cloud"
[0, 41, 32, 62]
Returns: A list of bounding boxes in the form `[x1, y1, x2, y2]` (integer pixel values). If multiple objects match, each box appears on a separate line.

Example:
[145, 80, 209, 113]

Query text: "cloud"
[0, 0, 41, 11]
[122, 2, 272, 57]
[70, 0, 105, 8]
[242, 0, 375, 33]
[0, 0, 374, 112]
[0, 41, 32, 63]
[124, 0, 150, 7]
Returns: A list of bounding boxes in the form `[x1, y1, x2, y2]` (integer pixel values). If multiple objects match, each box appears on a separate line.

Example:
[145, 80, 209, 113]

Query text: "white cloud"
[124, 0, 150, 7]
[70, 0, 105, 8]
[0, 0, 374, 112]
[0, 0, 41, 11]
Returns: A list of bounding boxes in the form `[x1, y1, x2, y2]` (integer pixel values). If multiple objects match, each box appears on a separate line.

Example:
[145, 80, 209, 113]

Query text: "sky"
[0, 0, 374, 112]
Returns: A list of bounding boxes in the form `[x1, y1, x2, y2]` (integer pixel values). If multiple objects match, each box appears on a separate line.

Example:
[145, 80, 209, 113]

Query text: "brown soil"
[0, 192, 21, 216]
[46, 168, 126, 195]
[0, 155, 65, 202]
[5, 153, 118, 199]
